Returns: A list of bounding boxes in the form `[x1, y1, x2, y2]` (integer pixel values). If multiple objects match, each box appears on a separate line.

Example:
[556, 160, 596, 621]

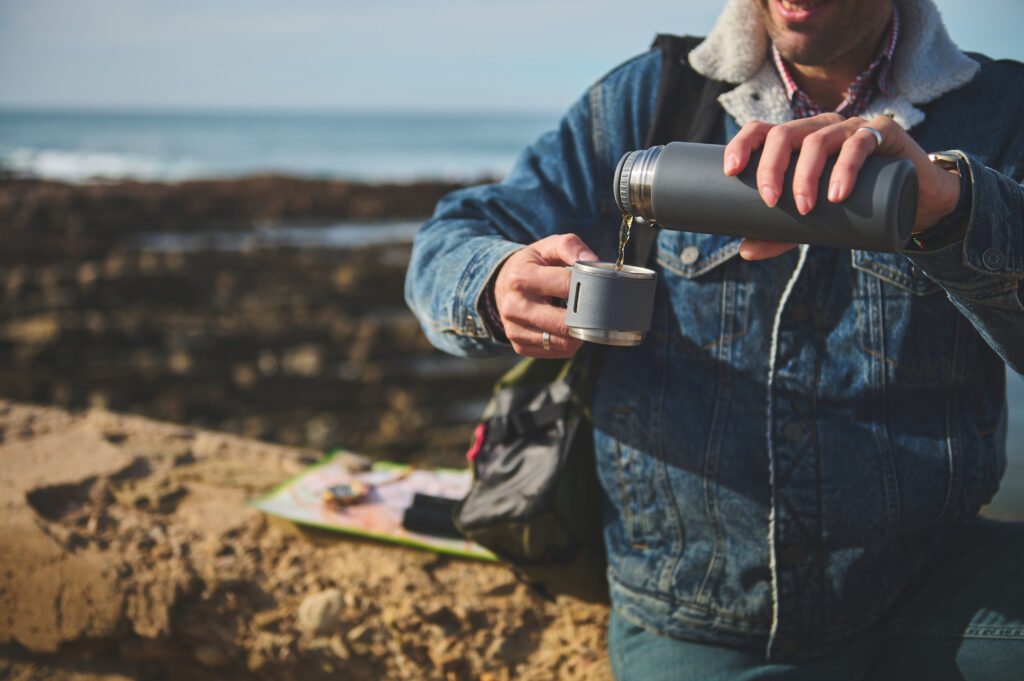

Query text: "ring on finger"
[856, 126, 883, 150]
[542, 331, 551, 351]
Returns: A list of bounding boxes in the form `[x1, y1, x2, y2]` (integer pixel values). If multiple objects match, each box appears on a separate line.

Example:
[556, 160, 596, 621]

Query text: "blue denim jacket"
[405, 31, 1024, 660]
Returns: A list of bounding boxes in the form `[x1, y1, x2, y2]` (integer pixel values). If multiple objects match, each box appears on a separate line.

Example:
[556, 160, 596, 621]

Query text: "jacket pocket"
[852, 250, 955, 389]
[656, 232, 751, 357]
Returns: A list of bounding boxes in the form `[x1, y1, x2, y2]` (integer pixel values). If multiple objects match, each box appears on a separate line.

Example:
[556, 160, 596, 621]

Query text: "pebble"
[296, 588, 344, 636]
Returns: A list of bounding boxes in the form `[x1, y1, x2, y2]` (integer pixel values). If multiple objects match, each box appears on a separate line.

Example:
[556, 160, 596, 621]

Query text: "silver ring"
[857, 126, 883, 150]
[542, 331, 551, 351]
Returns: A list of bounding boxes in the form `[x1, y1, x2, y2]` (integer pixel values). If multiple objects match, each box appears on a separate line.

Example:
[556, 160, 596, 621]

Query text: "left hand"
[722, 113, 962, 260]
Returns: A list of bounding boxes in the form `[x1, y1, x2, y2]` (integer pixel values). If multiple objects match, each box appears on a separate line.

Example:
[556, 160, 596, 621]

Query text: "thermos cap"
[614, 146, 662, 219]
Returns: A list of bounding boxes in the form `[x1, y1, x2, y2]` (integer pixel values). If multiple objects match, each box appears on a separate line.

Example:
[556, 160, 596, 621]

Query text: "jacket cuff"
[903, 154, 1023, 291]
[453, 240, 525, 344]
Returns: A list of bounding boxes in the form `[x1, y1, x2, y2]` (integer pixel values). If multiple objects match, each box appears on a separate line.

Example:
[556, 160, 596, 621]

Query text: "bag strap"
[628, 34, 730, 269]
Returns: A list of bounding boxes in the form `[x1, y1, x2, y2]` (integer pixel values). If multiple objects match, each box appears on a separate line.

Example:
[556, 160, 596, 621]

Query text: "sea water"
[0, 108, 559, 183]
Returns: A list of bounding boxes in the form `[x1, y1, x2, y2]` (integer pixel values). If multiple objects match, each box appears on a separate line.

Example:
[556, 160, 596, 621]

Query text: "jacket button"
[680, 246, 700, 265]
[982, 248, 1005, 271]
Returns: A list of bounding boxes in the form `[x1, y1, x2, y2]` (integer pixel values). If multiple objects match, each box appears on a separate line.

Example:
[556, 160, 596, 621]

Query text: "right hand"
[493, 233, 598, 358]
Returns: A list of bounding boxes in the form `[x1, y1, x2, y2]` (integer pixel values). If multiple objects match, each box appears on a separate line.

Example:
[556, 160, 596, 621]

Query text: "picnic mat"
[251, 452, 496, 561]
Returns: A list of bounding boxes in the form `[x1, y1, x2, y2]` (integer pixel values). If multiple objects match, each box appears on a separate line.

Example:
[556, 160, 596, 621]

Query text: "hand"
[722, 113, 962, 260]
[493, 233, 598, 358]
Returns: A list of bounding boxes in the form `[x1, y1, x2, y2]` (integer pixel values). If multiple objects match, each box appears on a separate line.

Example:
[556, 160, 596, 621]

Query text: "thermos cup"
[565, 261, 657, 347]
[614, 142, 918, 252]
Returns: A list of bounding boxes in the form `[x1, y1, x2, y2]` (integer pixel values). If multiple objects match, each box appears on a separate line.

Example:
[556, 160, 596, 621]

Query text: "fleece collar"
[688, 0, 980, 130]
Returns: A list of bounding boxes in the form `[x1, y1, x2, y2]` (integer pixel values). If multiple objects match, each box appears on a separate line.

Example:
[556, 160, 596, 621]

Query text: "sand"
[0, 400, 611, 680]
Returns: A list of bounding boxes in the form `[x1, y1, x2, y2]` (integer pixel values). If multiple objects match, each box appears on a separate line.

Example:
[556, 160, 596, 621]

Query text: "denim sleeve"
[404, 91, 616, 358]
[904, 153, 1024, 374]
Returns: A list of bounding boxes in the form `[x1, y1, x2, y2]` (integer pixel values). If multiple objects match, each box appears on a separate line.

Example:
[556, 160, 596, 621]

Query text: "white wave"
[0, 147, 201, 183]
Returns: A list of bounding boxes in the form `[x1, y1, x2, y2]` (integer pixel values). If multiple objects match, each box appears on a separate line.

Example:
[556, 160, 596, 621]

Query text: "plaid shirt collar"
[772, 6, 900, 119]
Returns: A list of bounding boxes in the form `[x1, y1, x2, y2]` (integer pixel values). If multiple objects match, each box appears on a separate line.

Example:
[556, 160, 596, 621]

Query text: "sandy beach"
[0, 400, 610, 680]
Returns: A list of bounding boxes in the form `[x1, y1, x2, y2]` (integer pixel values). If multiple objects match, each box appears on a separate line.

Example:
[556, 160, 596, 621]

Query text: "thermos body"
[614, 142, 919, 252]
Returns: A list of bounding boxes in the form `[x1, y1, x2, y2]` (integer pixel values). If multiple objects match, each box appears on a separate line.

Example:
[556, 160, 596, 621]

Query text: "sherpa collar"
[688, 0, 980, 130]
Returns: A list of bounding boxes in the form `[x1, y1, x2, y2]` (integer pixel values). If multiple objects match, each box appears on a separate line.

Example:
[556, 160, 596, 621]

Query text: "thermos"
[614, 142, 918, 252]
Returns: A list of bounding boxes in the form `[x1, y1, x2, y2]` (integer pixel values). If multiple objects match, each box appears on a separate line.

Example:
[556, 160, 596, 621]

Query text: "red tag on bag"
[466, 422, 487, 462]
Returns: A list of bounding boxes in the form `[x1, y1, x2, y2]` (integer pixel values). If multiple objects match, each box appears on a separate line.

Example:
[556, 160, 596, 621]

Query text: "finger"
[738, 239, 798, 261]
[828, 116, 902, 203]
[506, 323, 582, 359]
[500, 296, 573, 331]
[723, 120, 772, 176]
[827, 122, 883, 204]
[531, 233, 598, 266]
[498, 256, 573, 303]
[791, 119, 860, 214]
[757, 113, 844, 208]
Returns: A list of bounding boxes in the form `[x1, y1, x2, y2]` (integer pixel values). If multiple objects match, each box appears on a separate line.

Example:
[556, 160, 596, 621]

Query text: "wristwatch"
[907, 151, 972, 251]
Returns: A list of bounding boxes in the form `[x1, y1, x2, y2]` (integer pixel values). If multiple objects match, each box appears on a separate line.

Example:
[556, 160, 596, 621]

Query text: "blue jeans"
[608, 519, 1024, 681]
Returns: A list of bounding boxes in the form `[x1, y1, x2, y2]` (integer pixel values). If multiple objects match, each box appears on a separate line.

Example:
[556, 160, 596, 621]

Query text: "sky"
[0, 0, 1021, 113]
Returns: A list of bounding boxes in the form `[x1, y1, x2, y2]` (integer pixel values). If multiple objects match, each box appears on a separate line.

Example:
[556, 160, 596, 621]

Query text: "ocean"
[0, 108, 561, 183]
[1, 107, 1022, 513]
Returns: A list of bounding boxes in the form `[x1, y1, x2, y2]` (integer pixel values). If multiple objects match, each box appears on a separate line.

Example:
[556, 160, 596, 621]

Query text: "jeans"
[608, 519, 1024, 681]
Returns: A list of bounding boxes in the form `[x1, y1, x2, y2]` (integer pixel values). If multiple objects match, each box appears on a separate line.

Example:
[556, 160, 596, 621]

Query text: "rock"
[296, 588, 344, 637]
[193, 643, 231, 668]
[328, 634, 351, 660]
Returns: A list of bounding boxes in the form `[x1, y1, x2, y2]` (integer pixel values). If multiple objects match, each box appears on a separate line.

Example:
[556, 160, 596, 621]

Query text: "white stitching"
[766, 243, 809, 657]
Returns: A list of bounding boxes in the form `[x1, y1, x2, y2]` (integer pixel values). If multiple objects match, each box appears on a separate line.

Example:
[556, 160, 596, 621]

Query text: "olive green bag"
[454, 351, 609, 603]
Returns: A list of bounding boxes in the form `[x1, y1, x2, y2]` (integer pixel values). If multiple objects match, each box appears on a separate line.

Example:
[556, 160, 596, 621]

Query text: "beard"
[768, 24, 854, 67]
[757, 0, 893, 69]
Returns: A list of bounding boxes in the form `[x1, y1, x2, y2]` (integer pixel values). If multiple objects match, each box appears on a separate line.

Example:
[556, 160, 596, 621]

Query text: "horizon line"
[0, 103, 564, 118]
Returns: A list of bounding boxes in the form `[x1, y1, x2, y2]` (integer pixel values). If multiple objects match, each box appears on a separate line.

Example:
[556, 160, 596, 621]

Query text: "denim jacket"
[405, 0, 1024, 659]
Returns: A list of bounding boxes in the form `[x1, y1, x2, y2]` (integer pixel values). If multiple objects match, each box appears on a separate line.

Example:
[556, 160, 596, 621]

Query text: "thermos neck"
[614, 145, 663, 219]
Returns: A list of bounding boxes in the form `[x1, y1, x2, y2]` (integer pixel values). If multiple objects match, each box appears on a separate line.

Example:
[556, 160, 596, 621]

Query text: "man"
[405, 0, 1024, 677]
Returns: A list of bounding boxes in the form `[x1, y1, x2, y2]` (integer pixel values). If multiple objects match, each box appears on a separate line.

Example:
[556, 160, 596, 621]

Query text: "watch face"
[928, 151, 962, 172]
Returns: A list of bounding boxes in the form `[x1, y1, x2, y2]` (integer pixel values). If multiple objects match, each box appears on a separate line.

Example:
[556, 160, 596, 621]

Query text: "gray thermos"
[614, 142, 918, 252]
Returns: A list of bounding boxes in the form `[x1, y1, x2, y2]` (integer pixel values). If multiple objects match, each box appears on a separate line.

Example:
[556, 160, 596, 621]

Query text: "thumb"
[534, 233, 599, 266]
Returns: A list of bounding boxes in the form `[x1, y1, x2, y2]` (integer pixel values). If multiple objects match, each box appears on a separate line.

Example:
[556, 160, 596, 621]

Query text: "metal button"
[680, 246, 700, 265]
[982, 248, 1005, 271]
[784, 423, 805, 442]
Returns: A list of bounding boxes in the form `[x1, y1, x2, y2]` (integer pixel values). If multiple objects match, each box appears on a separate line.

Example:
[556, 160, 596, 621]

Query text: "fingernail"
[761, 186, 779, 207]
[725, 153, 739, 173]
[828, 181, 842, 202]
[578, 250, 598, 262]
[795, 193, 810, 215]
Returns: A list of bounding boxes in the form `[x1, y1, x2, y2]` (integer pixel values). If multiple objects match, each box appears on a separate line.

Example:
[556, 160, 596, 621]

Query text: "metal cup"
[565, 261, 657, 346]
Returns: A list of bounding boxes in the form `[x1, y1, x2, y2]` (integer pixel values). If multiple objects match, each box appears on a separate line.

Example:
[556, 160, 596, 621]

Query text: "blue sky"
[0, 0, 1021, 112]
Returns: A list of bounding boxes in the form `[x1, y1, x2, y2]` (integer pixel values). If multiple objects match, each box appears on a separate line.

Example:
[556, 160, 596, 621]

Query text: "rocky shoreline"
[0, 175, 512, 465]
